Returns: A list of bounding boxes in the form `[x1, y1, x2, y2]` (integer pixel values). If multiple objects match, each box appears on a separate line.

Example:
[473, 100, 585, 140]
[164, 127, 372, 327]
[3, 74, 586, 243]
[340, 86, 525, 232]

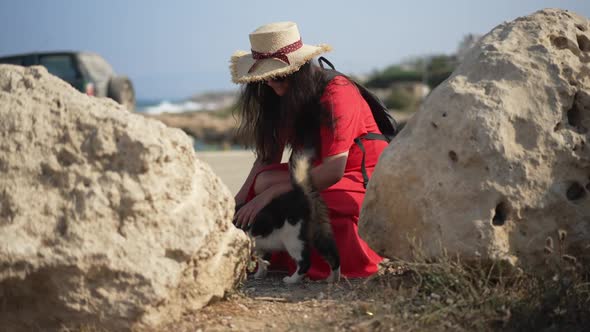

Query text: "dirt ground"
[185, 275, 374, 332]
[167, 262, 421, 332]
[163, 256, 590, 332]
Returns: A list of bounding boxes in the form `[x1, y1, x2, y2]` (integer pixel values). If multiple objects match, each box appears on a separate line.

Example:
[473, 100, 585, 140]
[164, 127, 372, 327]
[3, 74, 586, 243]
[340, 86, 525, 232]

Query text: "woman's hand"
[233, 182, 292, 230]
[233, 189, 275, 230]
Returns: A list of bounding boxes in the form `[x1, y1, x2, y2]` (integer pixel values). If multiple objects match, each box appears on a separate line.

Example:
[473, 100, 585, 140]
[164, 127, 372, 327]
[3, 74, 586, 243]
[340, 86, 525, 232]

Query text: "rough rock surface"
[0, 65, 250, 331]
[360, 9, 590, 269]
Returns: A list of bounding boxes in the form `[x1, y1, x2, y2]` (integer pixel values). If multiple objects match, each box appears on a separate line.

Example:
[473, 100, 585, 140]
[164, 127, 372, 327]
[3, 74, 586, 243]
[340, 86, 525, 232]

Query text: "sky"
[0, 0, 589, 100]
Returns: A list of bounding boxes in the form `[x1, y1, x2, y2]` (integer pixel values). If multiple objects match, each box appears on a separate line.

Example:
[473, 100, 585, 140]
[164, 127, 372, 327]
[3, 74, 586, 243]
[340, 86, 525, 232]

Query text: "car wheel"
[107, 76, 135, 111]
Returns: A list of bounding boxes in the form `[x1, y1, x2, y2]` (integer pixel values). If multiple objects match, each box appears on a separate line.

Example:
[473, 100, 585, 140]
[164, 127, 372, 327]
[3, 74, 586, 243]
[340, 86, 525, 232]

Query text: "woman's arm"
[310, 151, 348, 191]
[253, 150, 348, 196]
[234, 151, 348, 229]
[234, 157, 266, 206]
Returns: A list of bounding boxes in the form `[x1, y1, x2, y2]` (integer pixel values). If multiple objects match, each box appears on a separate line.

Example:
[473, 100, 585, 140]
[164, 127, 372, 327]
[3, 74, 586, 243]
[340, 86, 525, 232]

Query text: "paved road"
[195, 150, 256, 195]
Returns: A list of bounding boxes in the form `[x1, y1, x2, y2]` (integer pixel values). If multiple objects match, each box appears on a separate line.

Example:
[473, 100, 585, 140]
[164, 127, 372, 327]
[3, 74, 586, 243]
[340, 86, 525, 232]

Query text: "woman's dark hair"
[235, 62, 334, 163]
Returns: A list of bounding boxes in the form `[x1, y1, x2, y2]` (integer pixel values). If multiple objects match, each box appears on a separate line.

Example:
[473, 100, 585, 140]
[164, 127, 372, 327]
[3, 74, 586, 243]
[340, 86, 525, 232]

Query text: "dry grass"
[351, 254, 589, 331]
[53, 241, 590, 331]
[329, 232, 590, 331]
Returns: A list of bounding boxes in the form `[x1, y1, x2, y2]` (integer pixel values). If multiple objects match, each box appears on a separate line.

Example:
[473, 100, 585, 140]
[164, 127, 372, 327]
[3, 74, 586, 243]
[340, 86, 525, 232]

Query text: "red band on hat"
[248, 39, 303, 74]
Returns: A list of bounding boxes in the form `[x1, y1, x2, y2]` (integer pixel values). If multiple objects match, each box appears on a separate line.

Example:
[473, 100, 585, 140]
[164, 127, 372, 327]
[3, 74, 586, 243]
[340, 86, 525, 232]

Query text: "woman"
[231, 21, 387, 279]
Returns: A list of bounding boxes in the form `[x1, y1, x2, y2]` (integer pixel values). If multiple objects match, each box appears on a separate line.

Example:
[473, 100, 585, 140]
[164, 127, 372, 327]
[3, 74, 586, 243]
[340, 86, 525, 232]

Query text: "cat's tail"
[292, 152, 340, 281]
[290, 152, 314, 195]
[290, 151, 330, 223]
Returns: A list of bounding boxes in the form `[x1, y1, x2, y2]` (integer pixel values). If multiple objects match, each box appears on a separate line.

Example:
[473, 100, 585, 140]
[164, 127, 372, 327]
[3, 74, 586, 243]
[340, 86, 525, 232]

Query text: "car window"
[78, 53, 114, 82]
[39, 55, 79, 81]
[0, 56, 24, 65]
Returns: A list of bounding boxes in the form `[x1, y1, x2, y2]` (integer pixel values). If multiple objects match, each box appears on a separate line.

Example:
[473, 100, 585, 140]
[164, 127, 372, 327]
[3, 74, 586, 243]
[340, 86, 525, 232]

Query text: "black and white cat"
[240, 153, 340, 284]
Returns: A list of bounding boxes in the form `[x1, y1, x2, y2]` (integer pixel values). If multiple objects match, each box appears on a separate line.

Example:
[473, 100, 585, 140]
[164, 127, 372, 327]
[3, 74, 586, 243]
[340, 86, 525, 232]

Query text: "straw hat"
[230, 21, 332, 84]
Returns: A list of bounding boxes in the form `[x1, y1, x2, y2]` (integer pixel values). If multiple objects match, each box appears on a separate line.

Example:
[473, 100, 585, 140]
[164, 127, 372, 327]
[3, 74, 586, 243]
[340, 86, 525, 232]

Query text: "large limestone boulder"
[360, 9, 590, 269]
[0, 65, 250, 331]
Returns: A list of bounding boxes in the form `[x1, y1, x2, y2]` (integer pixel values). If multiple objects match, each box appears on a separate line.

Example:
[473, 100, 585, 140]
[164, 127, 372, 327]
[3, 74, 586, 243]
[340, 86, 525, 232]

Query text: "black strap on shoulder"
[318, 56, 335, 70]
[353, 137, 369, 188]
[362, 132, 390, 141]
[354, 133, 389, 188]
[319, 58, 396, 139]
[357, 88, 396, 142]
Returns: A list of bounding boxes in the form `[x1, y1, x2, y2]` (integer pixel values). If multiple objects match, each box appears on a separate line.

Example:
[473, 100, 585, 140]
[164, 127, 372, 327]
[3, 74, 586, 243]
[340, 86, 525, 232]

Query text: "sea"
[135, 98, 219, 114]
[136, 98, 243, 151]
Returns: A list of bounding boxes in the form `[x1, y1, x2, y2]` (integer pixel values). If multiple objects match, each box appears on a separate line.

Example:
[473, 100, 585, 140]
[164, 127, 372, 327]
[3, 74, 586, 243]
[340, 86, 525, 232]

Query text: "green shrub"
[365, 55, 457, 90]
[385, 87, 420, 111]
[365, 65, 423, 88]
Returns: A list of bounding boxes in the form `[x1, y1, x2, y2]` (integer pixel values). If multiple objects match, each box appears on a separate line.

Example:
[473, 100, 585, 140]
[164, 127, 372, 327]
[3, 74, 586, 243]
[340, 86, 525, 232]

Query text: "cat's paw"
[253, 259, 270, 279]
[283, 273, 303, 284]
[253, 268, 267, 279]
[326, 267, 341, 283]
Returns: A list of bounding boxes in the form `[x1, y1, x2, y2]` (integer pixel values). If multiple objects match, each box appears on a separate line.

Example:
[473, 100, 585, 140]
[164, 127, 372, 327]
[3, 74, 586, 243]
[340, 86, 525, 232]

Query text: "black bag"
[318, 57, 399, 188]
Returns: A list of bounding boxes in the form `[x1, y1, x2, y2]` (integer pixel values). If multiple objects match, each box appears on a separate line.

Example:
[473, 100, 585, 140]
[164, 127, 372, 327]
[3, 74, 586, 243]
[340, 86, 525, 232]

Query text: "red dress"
[247, 76, 388, 279]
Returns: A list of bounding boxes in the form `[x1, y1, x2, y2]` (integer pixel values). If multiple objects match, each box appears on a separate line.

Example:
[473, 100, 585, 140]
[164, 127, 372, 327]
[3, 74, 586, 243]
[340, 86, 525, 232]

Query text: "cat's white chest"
[253, 220, 303, 253]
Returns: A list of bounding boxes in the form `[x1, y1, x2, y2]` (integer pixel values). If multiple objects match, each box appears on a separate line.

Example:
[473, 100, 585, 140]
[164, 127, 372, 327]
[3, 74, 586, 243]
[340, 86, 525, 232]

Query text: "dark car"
[0, 51, 135, 111]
